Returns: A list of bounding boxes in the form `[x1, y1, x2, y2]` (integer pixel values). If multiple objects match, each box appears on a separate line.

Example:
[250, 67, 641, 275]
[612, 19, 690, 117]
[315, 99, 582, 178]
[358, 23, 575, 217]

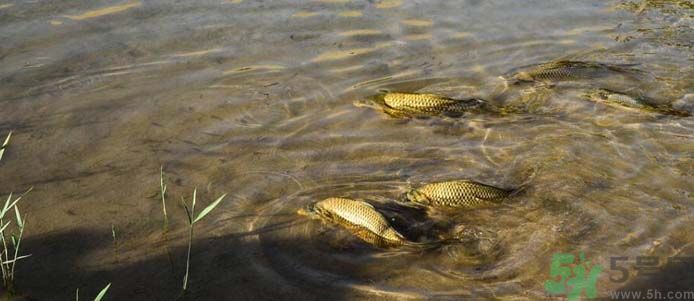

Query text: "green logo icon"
[545, 252, 603, 300]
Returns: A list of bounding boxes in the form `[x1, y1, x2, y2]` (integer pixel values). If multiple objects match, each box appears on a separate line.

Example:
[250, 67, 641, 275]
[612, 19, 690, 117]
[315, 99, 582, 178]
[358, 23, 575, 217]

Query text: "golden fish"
[354, 92, 488, 117]
[298, 197, 409, 248]
[584, 89, 691, 117]
[402, 180, 512, 209]
[508, 60, 643, 84]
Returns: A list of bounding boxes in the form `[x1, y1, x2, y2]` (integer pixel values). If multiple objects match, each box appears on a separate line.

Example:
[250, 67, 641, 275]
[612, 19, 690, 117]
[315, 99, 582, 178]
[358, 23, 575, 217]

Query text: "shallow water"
[0, 0, 692, 300]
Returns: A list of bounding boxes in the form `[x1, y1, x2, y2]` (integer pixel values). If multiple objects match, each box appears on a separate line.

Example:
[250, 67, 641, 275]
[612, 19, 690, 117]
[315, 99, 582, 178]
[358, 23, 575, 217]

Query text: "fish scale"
[404, 180, 512, 209]
[584, 89, 691, 117]
[366, 92, 487, 117]
[511, 60, 642, 83]
[307, 197, 408, 248]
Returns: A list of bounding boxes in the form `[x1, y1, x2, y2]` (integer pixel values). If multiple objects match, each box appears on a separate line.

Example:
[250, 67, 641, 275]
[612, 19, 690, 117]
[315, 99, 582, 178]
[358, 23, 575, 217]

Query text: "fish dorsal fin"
[361, 200, 376, 210]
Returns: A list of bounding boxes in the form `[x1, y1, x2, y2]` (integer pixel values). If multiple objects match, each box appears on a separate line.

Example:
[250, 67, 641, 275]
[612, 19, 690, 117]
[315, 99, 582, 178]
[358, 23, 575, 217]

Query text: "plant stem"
[183, 222, 194, 291]
[160, 166, 168, 231]
[0, 217, 8, 286]
[9, 219, 24, 282]
[182, 189, 197, 291]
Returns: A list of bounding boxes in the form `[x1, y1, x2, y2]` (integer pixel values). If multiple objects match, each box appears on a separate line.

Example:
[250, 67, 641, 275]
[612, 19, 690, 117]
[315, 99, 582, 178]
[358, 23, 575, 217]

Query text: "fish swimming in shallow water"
[354, 92, 488, 118]
[584, 89, 691, 117]
[401, 180, 513, 209]
[507, 60, 644, 84]
[298, 197, 410, 248]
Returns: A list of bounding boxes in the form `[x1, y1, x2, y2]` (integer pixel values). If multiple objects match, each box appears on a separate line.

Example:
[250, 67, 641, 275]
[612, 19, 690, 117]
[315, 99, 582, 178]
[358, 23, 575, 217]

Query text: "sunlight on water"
[64, 1, 141, 20]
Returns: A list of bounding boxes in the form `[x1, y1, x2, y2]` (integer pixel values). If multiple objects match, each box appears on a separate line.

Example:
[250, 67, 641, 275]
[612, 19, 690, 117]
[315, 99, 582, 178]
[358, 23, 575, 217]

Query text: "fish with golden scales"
[298, 197, 410, 248]
[507, 60, 645, 85]
[584, 88, 691, 117]
[399, 180, 515, 209]
[298, 197, 456, 249]
[353, 92, 490, 118]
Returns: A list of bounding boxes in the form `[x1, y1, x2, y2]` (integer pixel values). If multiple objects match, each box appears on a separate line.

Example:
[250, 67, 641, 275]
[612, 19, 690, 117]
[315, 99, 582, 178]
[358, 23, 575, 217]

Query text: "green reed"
[76, 282, 111, 301]
[160, 166, 168, 231]
[0, 131, 10, 161]
[181, 188, 226, 291]
[0, 131, 33, 294]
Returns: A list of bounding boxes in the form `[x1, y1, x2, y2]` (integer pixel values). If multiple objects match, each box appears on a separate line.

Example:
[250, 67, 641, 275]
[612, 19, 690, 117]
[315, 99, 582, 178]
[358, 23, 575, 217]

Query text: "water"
[0, 0, 692, 299]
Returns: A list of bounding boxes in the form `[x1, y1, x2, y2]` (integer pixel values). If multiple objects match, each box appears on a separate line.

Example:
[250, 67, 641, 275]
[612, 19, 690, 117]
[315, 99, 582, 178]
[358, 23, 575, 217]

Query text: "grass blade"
[0, 221, 10, 233]
[1, 132, 10, 147]
[160, 166, 168, 230]
[2, 192, 14, 218]
[191, 188, 197, 217]
[14, 206, 22, 228]
[182, 200, 192, 225]
[1, 187, 32, 218]
[193, 194, 227, 224]
[94, 283, 111, 301]
[2, 254, 31, 265]
[0, 131, 11, 161]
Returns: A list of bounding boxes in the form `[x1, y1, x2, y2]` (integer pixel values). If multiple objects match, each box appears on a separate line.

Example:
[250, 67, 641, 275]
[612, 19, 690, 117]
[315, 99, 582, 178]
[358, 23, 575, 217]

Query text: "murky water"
[0, 0, 692, 300]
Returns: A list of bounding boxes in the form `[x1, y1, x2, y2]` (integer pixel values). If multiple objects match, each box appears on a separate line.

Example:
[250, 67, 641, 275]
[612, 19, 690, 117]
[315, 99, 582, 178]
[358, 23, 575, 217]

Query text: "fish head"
[296, 203, 320, 219]
[353, 98, 379, 109]
[352, 98, 382, 110]
[583, 89, 611, 103]
[509, 71, 534, 85]
[401, 189, 430, 206]
[354, 93, 389, 109]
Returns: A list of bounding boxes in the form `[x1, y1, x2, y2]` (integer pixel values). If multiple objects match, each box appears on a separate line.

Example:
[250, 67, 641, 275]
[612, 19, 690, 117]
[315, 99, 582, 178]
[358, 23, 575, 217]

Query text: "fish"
[507, 60, 644, 84]
[298, 197, 410, 248]
[401, 180, 513, 209]
[354, 92, 489, 117]
[584, 89, 691, 117]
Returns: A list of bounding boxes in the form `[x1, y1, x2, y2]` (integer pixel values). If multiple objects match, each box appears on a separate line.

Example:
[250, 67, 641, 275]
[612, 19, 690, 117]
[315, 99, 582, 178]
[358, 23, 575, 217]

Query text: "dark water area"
[0, 0, 692, 300]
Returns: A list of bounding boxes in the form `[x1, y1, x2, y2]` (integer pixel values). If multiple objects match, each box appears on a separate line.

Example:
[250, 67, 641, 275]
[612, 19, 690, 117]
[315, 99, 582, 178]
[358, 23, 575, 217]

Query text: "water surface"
[0, 0, 692, 299]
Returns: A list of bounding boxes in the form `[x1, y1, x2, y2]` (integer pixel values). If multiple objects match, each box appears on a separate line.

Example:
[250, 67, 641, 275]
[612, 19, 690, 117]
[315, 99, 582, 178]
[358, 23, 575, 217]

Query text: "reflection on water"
[0, 0, 692, 299]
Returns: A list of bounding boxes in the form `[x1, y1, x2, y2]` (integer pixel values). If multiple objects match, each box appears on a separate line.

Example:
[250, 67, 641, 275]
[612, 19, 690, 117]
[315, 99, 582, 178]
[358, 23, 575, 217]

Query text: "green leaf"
[94, 283, 111, 301]
[14, 206, 23, 228]
[1, 187, 32, 218]
[182, 201, 192, 225]
[2, 254, 31, 264]
[0, 221, 11, 233]
[2, 192, 14, 218]
[191, 188, 197, 216]
[193, 194, 227, 224]
[159, 166, 166, 194]
[1, 131, 10, 147]
[0, 131, 11, 161]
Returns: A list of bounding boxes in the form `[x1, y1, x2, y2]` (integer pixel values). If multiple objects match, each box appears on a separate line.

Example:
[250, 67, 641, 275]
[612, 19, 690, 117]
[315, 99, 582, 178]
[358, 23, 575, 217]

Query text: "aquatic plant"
[181, 188, 226, 291]
[76, 283, 111, 301]
[160, 166, 168, 231]
[0, 131, 10, 161]
[0, 132, 32, 293]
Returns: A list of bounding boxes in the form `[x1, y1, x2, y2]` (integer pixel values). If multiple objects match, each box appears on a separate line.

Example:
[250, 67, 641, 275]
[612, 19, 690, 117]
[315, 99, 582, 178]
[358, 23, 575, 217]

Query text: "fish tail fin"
[659, 107, 692, 117]
[608, 63, 651, 80]
[508, 185, 527, 198]
[506, 161, 542, 198]
[403, 238, 464, 251]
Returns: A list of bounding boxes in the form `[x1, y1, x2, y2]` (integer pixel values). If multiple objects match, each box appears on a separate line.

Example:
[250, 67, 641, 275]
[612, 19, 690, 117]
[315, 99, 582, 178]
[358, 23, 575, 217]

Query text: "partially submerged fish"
[401, 180, 513, 209]
[354, 92, 488, 118]
[584, 89, 691, 117]
[507, 60, 644, 84]
[298, 197, 410, 248]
